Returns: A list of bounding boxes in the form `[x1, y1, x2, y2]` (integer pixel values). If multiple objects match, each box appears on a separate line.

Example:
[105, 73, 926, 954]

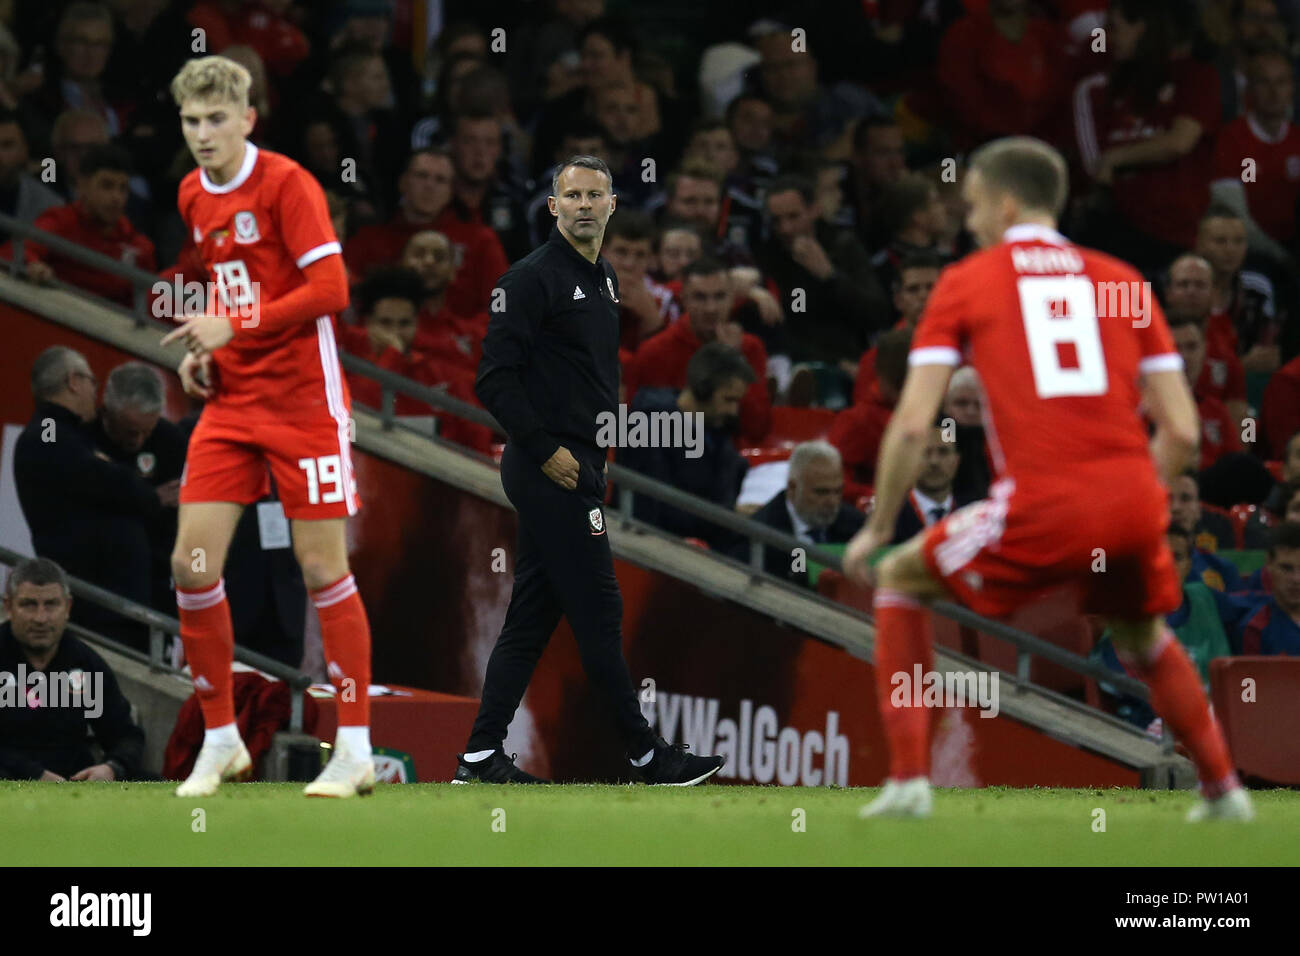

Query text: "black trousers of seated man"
[467, 443, 658, 760]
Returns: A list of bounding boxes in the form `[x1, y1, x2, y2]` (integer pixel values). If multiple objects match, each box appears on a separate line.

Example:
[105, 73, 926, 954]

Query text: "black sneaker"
[632, 737, 725, 786]
[452, 751, 549, 784]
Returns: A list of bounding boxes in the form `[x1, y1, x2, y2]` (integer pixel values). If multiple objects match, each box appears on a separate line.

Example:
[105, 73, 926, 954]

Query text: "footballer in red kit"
[160, 55, 375, 800]
[845, 137, 1250, 823]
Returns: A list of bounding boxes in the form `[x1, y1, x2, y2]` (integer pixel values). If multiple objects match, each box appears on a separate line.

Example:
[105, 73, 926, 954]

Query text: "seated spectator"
[1167, 474, 1244, 594]
[338, 266, 491, 452]
[14, 348, 160, 650]
[655, 159, 751, 265]
[653, 219, 704, 288]
[602, 209, 679, 349]
[1162, 525, 1236, 682]
[301, 44, 405, 214]
[623, 257, 770, 442]
[845, 116, 908, 253]
[828, 327, 910, 486]
[591, 81, 671, 210]
[889, 422, 976, 544]
[343, 148, 508, 318]
[90, 362, 186, 616]
[302, 119, 380, 227]
[617, 343, 753, 552]
[1260, 431, 1300, 517]
[19, 2, 123, 157]
[1226, 521, 1300, 655]
[853, 251, 943, 403]
[942, 366, 992, 501]
[443, 108, 532, 261]
[756, 173, 889, 371]
[869, 173, 951, 297]
[750, 23, 880, 160]
[682, 118, 765, 251]
[1195, 204, 1282, 375]
[1244, 476, 1300, 549]
[1210, 49, 1300, 262]
[1163, 254, 1246, 425]
[528, 16, 642, 176]
[936, 0, 1070, 150]
[1261, 356, 1300, 459]
[1072, 1, 1220, 268]
[1168, 313, 1241, 470]
[46, 109, 120, 206]
[402, 229, 484, 373]
[1170, 469, 1236, 553]
[0, 109, 61, 225]
[16, 144, 156, 305]
[0, 557, 145, 781]
[725, 93, 779, 197]
[742, 441, 865, 585]
[1091, 525, 1235, 727]
[188, 0, 310, 78]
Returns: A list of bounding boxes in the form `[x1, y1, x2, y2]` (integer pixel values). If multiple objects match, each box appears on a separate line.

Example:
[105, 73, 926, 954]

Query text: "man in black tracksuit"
[456, 155, 725, 785]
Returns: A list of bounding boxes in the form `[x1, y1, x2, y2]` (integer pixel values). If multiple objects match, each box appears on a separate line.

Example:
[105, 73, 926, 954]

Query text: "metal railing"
[0, 545, 313, 732]
[0, 212, 1158, 726]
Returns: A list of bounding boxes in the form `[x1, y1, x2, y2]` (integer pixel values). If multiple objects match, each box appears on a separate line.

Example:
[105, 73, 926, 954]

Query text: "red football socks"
[1120, 630, 1239, 797]
[873, 588, 934, 781]
[176, 579, 236, 729]
[311, 573, 372, 727]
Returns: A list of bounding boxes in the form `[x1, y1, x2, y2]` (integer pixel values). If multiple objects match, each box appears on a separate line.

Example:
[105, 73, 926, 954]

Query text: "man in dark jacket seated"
[14, 347, 162, 650]
[890, 420, 977, 544]
[744, 440, 865, 585]
[617, 343, 752, 552]
[0, 557, 145, 781]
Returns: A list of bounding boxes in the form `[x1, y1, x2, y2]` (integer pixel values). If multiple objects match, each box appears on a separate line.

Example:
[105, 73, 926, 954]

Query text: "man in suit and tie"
[890, 422, 971, 544]
[746, 440, 866, 585]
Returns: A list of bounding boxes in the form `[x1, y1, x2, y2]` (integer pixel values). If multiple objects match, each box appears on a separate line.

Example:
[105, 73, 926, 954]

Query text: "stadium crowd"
[0, 0, 1298, 732]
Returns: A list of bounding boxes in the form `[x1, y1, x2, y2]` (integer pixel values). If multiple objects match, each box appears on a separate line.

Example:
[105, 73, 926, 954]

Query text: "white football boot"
[1186, 787, 1254, 823]
[859, 777, 933, 819]
[303, 744, 376, 798]
[175, 739, 252, 797]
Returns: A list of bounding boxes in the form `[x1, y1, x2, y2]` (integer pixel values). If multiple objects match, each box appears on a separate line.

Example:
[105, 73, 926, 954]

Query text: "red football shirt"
[623, 314, 771, 442]
[1212, 114, 1300, 244]
[22, 201, 156, 306]
[910, 224, 1181, 494]
[1196, 393, 1241, 470]
[177, 144, 347, 418]
[342, 210, 510, 318]
[1074, 57, 1221, 247]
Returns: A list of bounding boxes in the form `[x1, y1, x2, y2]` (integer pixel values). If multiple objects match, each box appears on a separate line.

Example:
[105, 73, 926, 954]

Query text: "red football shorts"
[179, 404, 361, 519]
[919, 477, 1181, 620]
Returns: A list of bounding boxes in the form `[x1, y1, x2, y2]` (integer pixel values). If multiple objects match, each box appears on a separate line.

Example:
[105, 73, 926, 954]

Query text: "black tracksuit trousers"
[467, 443, 657, 758]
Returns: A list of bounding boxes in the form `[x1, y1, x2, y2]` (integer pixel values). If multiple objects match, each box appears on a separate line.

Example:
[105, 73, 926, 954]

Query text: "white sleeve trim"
[1138, 353, 1184, 374]
[909, 346, 961, 367]
[296, 241, 342, 270]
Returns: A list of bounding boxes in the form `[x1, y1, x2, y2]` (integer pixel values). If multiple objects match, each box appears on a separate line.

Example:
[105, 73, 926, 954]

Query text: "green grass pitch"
[2, 783, 1297, 866]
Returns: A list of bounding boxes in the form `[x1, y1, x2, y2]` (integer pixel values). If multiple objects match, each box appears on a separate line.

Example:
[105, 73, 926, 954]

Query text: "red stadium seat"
[683, 537, 711, 550]
[765, 406, 837, 446]
[1210, 657, 1300, 784]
